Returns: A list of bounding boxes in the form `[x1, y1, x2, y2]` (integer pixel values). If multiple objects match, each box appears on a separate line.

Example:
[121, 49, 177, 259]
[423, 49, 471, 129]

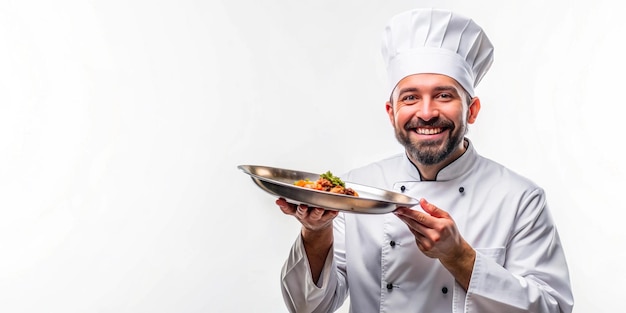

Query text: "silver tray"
[238, 164, 419, 214]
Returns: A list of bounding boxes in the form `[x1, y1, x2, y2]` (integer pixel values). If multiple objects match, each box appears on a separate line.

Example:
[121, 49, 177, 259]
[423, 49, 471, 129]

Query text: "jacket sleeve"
[280, 213, 349, 313]
[464, 188, 574, 313]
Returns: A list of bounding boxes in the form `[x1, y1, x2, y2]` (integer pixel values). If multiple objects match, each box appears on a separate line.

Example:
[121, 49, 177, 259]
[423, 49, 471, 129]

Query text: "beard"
[394, 116, 466, 165]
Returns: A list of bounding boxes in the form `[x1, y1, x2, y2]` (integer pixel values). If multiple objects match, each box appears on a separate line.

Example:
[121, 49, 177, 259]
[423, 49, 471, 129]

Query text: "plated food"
[238, 164, 419, 214]
[294, 171, 359, 196]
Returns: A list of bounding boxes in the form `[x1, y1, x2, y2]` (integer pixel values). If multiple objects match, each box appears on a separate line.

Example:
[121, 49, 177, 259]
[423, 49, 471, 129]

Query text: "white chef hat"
[381, 8, 494, 97]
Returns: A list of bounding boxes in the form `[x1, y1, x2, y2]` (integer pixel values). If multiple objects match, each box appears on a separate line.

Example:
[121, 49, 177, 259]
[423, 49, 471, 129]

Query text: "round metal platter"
[238, 164, 419, 214]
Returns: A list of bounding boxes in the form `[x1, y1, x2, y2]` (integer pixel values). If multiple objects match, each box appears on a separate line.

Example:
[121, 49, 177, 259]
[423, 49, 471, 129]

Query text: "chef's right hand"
[276, 197, 338, 232]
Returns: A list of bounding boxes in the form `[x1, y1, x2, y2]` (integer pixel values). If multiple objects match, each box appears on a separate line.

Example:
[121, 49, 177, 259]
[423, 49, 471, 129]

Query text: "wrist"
[301, 224, 333, 244]
[301, 225, 333, 251]
[440, 241, 476, 290]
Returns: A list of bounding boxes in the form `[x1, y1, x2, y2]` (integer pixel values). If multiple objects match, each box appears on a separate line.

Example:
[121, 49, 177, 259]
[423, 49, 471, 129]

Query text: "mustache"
[404, 117, 454, 130]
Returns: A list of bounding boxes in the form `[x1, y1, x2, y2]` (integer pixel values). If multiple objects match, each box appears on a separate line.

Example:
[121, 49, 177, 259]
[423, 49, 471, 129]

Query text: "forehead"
[393, 73, 464, 95]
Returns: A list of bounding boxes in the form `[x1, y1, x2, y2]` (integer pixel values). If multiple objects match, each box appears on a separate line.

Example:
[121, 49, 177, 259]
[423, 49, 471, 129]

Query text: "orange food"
[294, 171, 359, 196]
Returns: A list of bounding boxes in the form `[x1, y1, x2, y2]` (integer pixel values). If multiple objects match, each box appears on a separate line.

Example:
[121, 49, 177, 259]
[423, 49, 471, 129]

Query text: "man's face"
[386, 73, 477, 166]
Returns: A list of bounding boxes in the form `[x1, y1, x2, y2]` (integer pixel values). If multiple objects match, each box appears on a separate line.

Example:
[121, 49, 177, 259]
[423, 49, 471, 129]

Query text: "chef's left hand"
[394, 198, 476, 289]
[394, 198, 468, 261]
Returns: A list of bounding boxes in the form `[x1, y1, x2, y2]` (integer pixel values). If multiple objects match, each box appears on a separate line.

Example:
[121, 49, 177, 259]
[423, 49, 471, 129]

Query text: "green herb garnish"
[320, 171, 345, 187]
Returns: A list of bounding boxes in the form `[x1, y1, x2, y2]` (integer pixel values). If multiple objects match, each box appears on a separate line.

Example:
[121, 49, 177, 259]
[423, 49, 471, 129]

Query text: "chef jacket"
[281, 139, 574, 313]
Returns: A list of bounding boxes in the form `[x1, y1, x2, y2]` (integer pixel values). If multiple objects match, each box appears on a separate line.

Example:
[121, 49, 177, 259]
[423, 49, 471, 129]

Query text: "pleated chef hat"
[382, 8, 494, 97]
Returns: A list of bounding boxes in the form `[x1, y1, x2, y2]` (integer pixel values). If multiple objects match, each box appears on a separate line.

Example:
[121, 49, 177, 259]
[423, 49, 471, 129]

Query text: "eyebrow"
[398, 85, 459, 95]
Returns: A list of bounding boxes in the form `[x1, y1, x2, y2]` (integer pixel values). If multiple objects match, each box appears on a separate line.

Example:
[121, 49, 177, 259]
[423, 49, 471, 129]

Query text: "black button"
[442, 286, 448, 294]
[458, 187, 464, 193]
[400, 185, 406, 192]
[386, 283, 393, 290]
[390, 240, 396, 247]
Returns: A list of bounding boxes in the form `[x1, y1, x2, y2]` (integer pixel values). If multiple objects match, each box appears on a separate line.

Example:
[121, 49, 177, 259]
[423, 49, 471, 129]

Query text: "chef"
[276, 8, 574, 313]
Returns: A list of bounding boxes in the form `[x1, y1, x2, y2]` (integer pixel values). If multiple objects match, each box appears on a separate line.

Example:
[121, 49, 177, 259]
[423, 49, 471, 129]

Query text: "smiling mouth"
[415, 127, 445, 135]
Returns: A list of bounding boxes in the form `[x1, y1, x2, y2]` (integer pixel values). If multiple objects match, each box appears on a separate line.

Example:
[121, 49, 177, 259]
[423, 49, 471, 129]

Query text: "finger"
[393, 206, 413, 216]
[276, 197, 287, 206]
[415, 238, 430, 252]
[419, 198, 449, 219]
[276, 198, 296, 215]
[308, 207, 325, 221]
[395, 208, 431, 227]
[318, 207, 339, 221]
[394, 211, 428, 237]
[403, 224, 432, 251]
[325, 209, 339, 219]
[295, 204, 308, 219]
[415, 239, 423, 250]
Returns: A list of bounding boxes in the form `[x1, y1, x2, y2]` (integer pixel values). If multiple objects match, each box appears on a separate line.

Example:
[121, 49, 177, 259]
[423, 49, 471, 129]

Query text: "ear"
[386, 101, 395, 125]
[467, 97, 481, 124]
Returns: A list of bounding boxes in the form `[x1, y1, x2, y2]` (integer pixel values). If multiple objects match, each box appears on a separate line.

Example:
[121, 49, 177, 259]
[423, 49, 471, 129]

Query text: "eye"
[436, 93, 453, 101]
[401, 94, 419, 105]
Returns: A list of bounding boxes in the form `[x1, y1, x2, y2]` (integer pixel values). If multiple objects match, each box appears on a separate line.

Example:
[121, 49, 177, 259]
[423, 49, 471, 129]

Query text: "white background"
[0, 0, 623, 312]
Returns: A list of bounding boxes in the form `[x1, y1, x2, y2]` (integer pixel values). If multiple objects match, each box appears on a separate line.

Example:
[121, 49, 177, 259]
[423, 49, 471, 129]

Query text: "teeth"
[416, 128, 443, 135]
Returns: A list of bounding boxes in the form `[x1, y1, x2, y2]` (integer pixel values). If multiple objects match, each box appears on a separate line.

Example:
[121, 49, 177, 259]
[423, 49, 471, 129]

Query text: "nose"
[416, 97, 439, 121]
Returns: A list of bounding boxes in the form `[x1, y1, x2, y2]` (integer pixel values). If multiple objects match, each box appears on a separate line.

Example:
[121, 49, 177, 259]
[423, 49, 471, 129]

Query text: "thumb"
[419, 198, 449, 218]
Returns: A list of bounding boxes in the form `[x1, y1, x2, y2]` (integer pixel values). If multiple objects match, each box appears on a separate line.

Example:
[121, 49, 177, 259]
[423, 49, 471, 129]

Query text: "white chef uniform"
[281, 140, 573, 313]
